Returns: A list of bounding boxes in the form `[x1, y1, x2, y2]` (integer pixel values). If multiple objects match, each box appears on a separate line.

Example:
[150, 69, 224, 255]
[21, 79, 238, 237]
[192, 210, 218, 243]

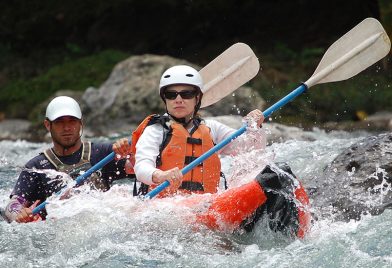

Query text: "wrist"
[151, 170, 161, 184]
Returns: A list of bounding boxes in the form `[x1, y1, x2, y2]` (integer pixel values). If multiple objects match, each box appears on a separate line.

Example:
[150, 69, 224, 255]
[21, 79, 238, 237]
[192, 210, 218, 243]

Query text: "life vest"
[43, 141, 109, 191]
[130, 114, 222, 196]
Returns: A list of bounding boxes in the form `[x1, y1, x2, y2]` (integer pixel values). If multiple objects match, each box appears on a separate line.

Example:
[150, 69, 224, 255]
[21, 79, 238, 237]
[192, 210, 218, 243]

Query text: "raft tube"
[189, 163, 311, 238]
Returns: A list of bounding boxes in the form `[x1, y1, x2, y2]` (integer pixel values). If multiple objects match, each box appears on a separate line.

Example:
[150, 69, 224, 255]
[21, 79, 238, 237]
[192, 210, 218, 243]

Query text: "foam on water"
[1, 131, 392, 267]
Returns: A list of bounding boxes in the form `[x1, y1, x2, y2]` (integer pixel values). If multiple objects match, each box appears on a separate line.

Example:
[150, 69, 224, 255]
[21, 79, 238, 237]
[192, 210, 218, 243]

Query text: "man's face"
[45, 116, 82, 148]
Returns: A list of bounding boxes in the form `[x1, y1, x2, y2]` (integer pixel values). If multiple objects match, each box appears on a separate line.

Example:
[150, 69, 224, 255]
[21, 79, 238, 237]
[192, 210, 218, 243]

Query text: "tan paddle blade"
[200, 43, 260, 108]
[305, 18, 391, 88]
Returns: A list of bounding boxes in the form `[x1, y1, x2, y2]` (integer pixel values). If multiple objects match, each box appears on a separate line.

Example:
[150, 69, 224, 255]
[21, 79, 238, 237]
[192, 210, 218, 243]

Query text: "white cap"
[159, 65, 203, 96]
[45, 96, 82, 121]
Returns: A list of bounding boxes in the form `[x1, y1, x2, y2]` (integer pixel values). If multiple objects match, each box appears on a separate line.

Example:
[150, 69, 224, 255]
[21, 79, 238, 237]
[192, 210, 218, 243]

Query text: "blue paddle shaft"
[33, 84, 309, 208]
[32, 152, 116, 215]
[145, 125, 247, 199]
[75, 152, 116, 185]
[263, 84, 307, 118]
[145, 83, 308, 199]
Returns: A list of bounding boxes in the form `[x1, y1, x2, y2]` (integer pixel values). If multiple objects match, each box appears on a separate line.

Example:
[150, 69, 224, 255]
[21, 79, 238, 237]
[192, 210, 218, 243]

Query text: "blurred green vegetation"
[249, 0, 392, 126]
[1, 42, 391, 126]
[0, 0, 391, 126]
[252, 40, 392, 126]
[0, 49, 129, 119]
[252, 62, 392, 126]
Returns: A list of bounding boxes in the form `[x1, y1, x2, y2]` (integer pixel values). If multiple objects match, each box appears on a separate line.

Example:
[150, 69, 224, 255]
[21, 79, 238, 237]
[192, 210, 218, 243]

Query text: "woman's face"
[163, 84, 200, 120]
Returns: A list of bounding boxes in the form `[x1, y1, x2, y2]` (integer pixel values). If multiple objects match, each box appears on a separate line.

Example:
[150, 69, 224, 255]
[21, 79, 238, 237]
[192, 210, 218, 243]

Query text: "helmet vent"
[164, 75, 171, 78]
[186, 74, 194, 77]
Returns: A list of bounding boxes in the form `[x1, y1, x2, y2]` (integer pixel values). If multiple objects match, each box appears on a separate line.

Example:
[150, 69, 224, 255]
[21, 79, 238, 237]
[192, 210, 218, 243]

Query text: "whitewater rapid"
[1, 129, 391, 268]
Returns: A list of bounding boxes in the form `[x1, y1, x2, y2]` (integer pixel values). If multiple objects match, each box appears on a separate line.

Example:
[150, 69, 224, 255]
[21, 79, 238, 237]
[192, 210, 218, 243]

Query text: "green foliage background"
[0, 50, 129, 119]
[0, 0, 391, 126]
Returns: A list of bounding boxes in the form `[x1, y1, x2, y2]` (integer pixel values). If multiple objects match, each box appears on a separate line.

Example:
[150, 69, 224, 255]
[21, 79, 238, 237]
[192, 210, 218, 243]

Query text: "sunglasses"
[163, 90, 198, 100]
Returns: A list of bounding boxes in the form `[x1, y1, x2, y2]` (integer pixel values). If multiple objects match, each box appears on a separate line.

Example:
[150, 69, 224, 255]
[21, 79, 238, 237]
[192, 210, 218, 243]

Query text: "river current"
[1, 128, 391, 268]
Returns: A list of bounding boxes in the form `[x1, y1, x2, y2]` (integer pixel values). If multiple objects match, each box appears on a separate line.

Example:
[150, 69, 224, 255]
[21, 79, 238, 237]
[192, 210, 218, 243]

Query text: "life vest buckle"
[187, 137, 202, 145]
[184, 156, 203, 166]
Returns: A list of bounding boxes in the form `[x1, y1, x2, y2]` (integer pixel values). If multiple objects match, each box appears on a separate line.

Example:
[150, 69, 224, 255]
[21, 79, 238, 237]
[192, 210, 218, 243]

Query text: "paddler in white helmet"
[3, 96, 134, 223]
[113, 65, 312, 237]
[121, 65, 265, 196]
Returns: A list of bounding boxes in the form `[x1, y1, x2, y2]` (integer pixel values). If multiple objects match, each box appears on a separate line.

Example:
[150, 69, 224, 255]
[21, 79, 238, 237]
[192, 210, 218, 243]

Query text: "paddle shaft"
[32, 152, 116, 215]
[145, 124, 247, 199]
[34, 19, 392, 204]
[145, 18, 392, 199]
[144, 84, 309, 199]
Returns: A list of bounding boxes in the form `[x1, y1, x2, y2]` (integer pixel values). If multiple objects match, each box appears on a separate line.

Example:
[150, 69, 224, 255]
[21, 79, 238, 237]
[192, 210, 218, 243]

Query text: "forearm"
[207, 117, 265, 156]
[207, 119, 237, 155]
[134, 124, 164, 185]
[134, 160, 159, 185]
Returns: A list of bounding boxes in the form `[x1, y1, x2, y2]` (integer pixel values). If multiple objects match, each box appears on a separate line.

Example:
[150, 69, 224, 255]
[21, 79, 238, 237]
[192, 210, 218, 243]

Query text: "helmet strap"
[164, 105, 189, 126]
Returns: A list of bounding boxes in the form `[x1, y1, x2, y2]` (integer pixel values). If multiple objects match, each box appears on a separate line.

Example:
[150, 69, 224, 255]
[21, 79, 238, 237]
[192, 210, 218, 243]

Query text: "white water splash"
[1, 132, 392, 267]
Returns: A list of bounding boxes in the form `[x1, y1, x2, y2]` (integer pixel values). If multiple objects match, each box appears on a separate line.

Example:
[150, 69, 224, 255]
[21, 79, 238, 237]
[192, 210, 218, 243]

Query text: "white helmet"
[45, 96, 82, 121]
[159, 65, 203, 97]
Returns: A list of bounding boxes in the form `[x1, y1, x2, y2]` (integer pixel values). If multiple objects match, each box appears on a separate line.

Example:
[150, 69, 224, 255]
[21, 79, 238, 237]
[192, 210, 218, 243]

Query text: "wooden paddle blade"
[200, 43, 260, 108]
[306, 18, 391, 88]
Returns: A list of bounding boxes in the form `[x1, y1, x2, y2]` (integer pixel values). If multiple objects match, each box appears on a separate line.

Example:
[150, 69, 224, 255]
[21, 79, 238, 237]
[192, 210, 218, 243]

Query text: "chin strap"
[167, 112, 189, 126]
[166, 111, 202, 129]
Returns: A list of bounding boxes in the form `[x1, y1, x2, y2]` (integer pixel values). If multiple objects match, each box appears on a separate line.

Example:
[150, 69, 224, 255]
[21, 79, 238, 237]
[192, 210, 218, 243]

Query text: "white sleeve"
[134, 124, 164, 185]
[205, 119, 238, 155]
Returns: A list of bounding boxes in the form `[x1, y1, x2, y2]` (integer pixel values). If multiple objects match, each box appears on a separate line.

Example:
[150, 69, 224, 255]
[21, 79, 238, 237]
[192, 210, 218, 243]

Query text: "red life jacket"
[130, 114, 222, 196]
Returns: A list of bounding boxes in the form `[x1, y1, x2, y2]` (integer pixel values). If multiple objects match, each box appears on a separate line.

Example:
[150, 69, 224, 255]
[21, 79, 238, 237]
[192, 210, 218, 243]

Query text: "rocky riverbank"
[2, 52, 391, 142]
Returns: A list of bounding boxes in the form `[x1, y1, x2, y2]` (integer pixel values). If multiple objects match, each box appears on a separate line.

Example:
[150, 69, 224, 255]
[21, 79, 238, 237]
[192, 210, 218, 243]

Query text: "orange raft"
[177, 163, 311, 238]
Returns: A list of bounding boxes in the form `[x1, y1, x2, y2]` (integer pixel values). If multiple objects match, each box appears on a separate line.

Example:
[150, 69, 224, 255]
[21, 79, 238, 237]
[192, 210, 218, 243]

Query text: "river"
[1, 128, 391, 268]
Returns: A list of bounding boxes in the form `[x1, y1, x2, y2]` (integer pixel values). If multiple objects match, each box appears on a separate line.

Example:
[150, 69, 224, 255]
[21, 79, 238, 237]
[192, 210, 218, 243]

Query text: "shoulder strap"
[129, 114, 168, 173]
[147, 114, 170, 129]
[156, 126, 172, 167]
[43, 143, 89, 171]
[131, 114, 167, 149]
[43, 148, 63, 170]
[81, 141, 91, 162]
[189, 117, 202, 135]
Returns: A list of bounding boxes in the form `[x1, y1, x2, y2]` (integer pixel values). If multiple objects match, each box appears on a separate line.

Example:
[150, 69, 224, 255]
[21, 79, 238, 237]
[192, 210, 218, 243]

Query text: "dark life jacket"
[43, 141, 110, 191]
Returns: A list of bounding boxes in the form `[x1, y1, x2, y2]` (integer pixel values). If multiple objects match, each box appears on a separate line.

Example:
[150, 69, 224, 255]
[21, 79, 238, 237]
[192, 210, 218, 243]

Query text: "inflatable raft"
[166, 163, 311, 238]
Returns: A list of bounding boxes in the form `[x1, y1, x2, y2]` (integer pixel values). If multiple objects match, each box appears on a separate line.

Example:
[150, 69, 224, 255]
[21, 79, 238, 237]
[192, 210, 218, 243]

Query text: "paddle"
[200, 43, 260, 107]
[30, 43, 260, 216]
[145, 17, 391, 199]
